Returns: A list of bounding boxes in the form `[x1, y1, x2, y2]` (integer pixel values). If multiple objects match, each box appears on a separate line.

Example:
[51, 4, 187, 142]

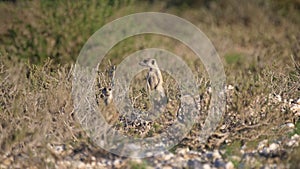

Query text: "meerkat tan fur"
[139, 58, 164, 95]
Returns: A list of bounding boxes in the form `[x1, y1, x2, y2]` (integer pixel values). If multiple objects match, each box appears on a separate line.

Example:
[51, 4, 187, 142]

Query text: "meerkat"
[100, 87, 113, 105]
[139, 58, 165, 96]
[98, 65, 116, 106]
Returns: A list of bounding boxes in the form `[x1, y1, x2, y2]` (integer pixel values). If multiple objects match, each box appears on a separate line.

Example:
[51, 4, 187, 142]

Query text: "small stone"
[91, 161, 96, 167]
[292, 134, 299, 140]
[286, 135, 299, 147]
[203, 163, 211, 169]
[106, 160, 112, 166]
[76, 161, 86, 168]
[0, 164, 7, 169]
[214, 159, 226, 168]
[291, 104, 300, 112]
[187, 159, 202, 168]
[225, 139, 232, 144]
[286, 140, 297, 147]
[45, 157, 55, 163]
[146, 152, 154, 157]
[227, 85, 234, 90]
[113, 159, 122, 168]
[85, 163, 92, 169]
[47, 143, 66, 155]
[225, 161, 234, 169]
[64, 161, 71, 166]
[275, 95, 282, 102]
[220, 125, 226, 130]
[269, 143, 279, 152]
[257, 139, 268, 150]
[286, 123, 295, 128]
[2, 157, 12, 166]
[212, 150, 222, 160]
[97, 161, 106, 167]
[240, 148, 245, 154]
[281, 122, 295, 129]
[163, 153, 174, 161]
[176, 148, 189, 155]
[292, 98, 300, 104]
[205, 152, 213, 159]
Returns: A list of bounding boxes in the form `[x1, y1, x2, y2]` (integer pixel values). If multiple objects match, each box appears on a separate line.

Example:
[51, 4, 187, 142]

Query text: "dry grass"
[0, 0, 300, 167]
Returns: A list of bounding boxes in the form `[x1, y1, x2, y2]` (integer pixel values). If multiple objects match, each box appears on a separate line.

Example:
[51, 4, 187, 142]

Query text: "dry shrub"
[0, 55, 87, 163]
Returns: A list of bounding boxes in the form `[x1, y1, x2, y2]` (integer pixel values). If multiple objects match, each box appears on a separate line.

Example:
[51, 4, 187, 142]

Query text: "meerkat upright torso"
[139, 58, 164, 95]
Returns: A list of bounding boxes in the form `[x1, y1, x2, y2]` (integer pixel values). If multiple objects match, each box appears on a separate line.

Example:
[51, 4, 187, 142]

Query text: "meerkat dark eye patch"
[151, 60, 155, 65]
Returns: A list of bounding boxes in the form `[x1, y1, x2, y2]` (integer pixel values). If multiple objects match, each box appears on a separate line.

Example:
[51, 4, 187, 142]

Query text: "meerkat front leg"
[146, 79, 151, 96]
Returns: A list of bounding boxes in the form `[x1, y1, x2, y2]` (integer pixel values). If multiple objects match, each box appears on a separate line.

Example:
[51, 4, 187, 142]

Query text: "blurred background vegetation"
[0, 0, 299, 65]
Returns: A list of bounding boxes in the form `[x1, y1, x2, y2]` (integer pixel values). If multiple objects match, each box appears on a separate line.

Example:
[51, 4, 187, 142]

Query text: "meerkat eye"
[151, 60, 155, 65]
[100, 94, 105, 98]
[108, 87, 112, 91]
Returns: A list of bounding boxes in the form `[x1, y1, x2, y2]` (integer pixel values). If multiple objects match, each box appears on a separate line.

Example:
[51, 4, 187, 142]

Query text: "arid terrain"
[0, 0, 300, 168]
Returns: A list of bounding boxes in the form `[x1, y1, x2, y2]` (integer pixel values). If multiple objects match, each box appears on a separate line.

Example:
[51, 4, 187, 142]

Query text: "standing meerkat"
[99, 65, 116, 106]
[139, 58, 165, 96]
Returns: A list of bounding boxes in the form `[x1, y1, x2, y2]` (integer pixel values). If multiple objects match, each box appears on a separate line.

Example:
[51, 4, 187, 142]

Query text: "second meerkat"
[139, 58, 164, 95]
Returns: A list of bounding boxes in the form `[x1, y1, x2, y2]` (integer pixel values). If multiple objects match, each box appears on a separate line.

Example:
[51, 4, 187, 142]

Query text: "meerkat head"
[139, 58, 159, 69]
[101, 87, 112, 97]
[100, 87, 113, 105]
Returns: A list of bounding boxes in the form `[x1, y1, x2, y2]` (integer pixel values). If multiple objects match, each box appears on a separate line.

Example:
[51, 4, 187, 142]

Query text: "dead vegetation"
[0, 0, 300, 168]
